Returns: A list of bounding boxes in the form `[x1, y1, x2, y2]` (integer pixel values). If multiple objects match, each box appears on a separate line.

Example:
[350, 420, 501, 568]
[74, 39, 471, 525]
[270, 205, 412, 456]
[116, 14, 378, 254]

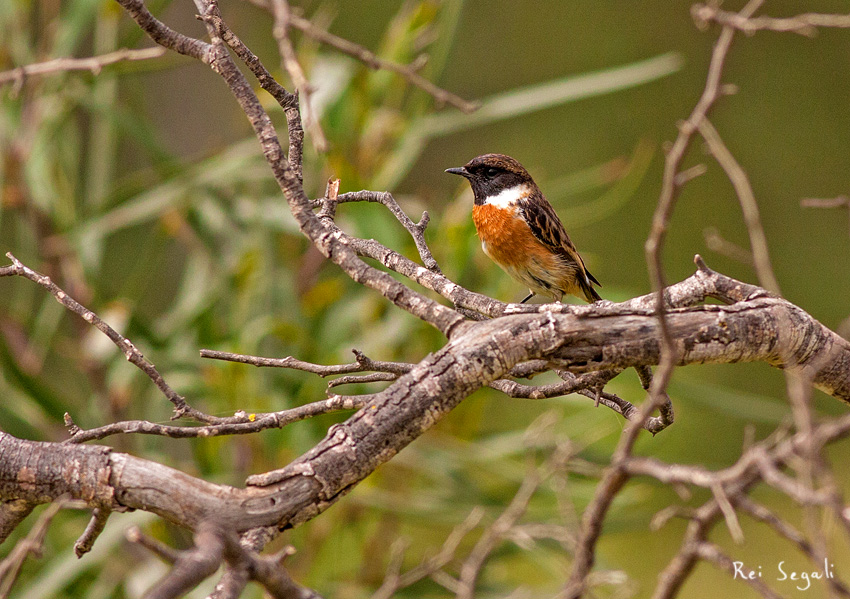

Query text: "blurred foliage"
[2, 1, 850, 598]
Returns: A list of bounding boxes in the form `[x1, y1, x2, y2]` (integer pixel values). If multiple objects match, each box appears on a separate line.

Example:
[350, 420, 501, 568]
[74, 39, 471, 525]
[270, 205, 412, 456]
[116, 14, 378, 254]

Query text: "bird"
[446, 153, 601, 304]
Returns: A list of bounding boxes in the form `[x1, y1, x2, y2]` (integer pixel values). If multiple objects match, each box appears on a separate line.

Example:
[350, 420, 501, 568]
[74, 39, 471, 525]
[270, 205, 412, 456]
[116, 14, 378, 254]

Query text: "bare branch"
[0, 501, 65, 599]
[73, 507, 112, 557]
[693, 3, 850, 36]
[694, 542, 784, 599]
[802, 196, 850, 239]
[200, 348, 412, 376]
[703, 226, 756, 265]
[285, 13, 479, 113]
[1, 254, 198, 419]
[711, 483, 744, 544]
[456, 462, 539, 599]
[64, 394, 369, 443]
[131, 522, 322, 599]
[126, 525, 180, 563]
[801, 196, 850, 209]
[737, 497, 850, 597]
[140, 523, 225, 599]
[321, 190, 443, 274]
[112, 0, 212, 60]
[644, 0, 765, 418]
[697, 117, 780, 293]
[372, 508, 485, 599]
[0, 47, 166, 89]
[269, 0, 327, 152]
[4, 3, 850, 598]
[199, 2, 304, 183]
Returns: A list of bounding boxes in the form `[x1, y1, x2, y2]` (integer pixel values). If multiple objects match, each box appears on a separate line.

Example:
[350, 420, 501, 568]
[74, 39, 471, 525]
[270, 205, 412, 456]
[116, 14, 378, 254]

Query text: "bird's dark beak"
[445, 166, 470, 178]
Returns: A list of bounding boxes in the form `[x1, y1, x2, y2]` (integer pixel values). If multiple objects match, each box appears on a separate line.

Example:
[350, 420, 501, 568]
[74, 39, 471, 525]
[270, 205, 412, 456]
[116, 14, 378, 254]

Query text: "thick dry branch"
[7, 4, 850, 598]
[4, 266, 848, 541]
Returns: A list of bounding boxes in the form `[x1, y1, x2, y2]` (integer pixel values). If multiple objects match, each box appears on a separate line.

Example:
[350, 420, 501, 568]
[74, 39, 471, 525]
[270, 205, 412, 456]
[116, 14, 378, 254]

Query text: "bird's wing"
[520, 195, 579, 259]
[519, 194, 601, 287]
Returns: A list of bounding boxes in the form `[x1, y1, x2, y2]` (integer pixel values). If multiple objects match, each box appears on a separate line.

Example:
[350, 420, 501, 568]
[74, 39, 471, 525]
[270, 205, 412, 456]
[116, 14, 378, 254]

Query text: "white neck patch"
[484, 184, 528, 209]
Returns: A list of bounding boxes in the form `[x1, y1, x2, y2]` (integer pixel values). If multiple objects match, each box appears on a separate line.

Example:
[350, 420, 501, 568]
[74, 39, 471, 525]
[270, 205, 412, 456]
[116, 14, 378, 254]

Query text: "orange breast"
[472, 203, 551, 267]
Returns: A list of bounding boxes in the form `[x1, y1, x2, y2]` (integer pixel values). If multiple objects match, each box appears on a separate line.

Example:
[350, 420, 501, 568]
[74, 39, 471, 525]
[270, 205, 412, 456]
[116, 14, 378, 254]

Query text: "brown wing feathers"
[519, 194, 602, 300]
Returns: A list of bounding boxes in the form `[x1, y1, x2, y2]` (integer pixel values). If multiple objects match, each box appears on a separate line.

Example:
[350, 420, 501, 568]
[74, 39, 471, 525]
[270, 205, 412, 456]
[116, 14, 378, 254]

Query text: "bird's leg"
[520, 291, 535, 303]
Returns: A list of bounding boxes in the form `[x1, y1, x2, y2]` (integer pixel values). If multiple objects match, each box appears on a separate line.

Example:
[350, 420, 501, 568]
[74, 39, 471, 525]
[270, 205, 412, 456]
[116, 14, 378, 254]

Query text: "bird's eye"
[485, 167, 499, 178]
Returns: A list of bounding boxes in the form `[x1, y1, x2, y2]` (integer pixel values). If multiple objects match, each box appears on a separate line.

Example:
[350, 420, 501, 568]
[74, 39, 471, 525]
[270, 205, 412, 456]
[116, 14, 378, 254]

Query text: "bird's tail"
[579, 275, 602, 303]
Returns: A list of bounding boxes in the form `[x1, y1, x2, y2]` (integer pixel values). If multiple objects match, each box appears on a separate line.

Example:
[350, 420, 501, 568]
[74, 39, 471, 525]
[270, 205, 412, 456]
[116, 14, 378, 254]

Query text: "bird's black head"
[446, 154, 534, 205]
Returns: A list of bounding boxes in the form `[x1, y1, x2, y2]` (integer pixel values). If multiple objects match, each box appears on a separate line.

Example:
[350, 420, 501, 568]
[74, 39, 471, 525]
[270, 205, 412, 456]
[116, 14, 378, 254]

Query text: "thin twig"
[1, 254, 199, 420]
[570, 6, 765, 590]
[802, 196, 850, 239]
[693, 3, 850, 36]
[63, 394, 369, 443]
[286, 13, 478, 113]
[126, 526, 180, 563]
[703, 226, 756, 265]
[457, 460, 542, 599]
[645, 0, 764, 405]
[199, 2, 304, 183]
[318, 190, 443, 273]
[0, 47, 166, 88]
[697, 118, 780, 293]
[737, 497, 850, 597]
[199, 348, 412, 376]
[270, 0, 327, 151]
[694, 542, 785, 599]
[710, 483, 744, 544]
[371, 508, 485, 599]
[0, 501, 66, 599]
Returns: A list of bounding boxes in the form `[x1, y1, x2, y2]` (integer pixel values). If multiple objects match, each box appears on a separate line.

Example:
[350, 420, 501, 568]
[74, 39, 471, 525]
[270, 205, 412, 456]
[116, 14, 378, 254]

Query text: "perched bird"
[446, 153, 601, 303]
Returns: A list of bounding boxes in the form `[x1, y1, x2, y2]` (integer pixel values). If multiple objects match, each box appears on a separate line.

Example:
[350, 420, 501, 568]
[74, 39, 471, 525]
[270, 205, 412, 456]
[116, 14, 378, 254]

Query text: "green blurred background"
[2, 0, 850, 597]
